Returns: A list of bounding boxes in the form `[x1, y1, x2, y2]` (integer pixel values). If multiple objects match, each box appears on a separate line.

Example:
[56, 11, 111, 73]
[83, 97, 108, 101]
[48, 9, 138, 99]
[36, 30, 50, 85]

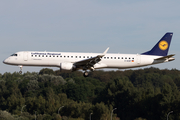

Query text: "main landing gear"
[83, 71, 89, 77]
[83, 67, 94, 77]
[19, 65, 23, 74]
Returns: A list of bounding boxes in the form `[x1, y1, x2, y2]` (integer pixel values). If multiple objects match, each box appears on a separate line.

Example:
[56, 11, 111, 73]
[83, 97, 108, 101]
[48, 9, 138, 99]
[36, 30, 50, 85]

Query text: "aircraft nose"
[3, 59, 9, 64]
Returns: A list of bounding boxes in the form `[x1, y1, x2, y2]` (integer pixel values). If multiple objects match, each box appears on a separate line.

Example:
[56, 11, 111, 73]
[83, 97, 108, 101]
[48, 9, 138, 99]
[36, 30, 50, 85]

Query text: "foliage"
[0, 67, 180, 120]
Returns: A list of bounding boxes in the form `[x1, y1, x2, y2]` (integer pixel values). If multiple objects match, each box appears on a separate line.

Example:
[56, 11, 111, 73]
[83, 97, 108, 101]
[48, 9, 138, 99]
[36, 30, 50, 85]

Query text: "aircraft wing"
[74, 47, 109, 69]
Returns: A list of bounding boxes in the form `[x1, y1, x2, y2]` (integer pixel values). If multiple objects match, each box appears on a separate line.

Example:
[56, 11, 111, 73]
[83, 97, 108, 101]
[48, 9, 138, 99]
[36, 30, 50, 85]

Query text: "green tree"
[39, 68, 55, 75]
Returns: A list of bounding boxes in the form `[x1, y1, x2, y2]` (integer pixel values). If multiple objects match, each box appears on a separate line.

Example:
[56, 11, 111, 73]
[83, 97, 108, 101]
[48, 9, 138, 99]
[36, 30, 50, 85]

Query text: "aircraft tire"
[83, 71, 89, 77]
[19, 71, 22, 74]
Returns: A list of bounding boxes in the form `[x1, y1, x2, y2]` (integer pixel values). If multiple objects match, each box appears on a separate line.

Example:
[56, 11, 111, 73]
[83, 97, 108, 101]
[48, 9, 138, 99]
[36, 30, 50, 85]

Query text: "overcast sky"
[0, 0, 180, 74]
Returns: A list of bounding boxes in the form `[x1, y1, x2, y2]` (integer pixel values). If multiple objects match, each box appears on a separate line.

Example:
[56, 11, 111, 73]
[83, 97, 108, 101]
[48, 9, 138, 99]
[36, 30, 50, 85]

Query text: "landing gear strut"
[19, 65, 23, 74]
[83, 67, 95, 77]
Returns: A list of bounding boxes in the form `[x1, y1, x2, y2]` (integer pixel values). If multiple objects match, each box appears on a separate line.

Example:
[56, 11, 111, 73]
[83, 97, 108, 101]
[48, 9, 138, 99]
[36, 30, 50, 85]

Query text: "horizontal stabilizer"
[155, 54, 175, 60]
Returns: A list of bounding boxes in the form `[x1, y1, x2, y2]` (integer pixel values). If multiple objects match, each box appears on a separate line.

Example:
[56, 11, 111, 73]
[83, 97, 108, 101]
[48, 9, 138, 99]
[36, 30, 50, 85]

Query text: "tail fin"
[141, 32, 173, 56]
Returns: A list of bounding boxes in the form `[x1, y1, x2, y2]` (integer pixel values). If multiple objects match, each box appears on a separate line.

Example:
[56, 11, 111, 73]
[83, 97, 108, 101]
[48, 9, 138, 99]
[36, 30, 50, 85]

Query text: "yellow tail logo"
[159, 40, 168, 50]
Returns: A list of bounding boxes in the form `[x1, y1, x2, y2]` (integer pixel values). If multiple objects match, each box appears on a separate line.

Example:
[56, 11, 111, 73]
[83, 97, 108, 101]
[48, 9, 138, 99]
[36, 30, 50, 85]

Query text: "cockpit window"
[11, 54, 17, 56]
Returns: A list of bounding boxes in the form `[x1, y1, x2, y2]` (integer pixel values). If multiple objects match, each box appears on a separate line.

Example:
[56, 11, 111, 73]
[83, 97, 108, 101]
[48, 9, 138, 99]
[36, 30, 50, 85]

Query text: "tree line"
[0, 67, 180, 120]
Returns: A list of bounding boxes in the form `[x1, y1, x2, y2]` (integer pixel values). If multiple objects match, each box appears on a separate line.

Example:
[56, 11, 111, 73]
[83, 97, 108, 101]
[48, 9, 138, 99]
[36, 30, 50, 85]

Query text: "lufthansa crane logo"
[159, 40, 168, 50]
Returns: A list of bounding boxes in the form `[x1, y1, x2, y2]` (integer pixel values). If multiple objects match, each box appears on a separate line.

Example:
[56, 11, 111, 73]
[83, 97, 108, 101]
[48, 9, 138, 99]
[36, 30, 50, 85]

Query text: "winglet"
[103, 47, 109, 55]
[98, 47, 109, 57]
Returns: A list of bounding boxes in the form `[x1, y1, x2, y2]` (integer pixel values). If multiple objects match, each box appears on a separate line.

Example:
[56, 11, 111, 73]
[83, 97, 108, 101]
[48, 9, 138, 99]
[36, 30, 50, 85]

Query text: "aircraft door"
[23, 52, 28, 61]
[137, 54, 141, 64]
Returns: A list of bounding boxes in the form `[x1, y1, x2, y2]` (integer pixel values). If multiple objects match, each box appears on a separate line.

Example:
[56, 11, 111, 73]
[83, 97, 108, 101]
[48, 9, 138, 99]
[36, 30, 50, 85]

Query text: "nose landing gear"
[19, 65, 23, 74]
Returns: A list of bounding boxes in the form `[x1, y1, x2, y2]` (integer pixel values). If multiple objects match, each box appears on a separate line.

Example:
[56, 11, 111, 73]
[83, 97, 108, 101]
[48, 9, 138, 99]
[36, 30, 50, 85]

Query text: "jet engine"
[60, 63, 76, 71]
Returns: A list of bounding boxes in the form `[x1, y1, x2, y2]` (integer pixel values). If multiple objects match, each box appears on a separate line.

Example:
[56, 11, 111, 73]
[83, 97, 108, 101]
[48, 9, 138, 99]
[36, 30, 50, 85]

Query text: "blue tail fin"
[141, 32, 173, 56]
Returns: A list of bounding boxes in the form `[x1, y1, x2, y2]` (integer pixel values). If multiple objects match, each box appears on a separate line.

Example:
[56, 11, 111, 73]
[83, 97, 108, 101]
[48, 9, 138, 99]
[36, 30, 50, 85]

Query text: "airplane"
[3, 32, 175, 77]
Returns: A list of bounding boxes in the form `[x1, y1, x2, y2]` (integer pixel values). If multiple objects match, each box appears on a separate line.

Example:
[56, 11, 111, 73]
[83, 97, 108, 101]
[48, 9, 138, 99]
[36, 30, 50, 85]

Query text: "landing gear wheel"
[19, 65, 23, 74]
[83, 71, 89, 77]
[19, 71, 22, 74]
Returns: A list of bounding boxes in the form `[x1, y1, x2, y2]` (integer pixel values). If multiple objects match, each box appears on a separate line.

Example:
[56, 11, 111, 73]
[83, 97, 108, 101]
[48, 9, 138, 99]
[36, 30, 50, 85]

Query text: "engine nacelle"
[60, 62, 76, 71]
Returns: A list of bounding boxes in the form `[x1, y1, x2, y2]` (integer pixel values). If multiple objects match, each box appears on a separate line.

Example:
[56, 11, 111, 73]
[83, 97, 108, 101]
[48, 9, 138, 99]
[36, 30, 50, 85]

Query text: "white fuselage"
[3, 51, 171, 70]
[3, 33, 175, 77]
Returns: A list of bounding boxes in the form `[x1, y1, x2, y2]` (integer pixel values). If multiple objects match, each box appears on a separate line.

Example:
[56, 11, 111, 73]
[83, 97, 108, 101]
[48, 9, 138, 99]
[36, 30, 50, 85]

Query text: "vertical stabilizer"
[141, 32, 173, 56]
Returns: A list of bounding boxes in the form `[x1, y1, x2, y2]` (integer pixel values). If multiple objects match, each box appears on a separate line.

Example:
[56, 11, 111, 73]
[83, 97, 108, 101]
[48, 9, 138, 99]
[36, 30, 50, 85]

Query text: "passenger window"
[122, 57, 123, 59]
[118, 57, 120, 59]
[114, 57, 116, 59]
